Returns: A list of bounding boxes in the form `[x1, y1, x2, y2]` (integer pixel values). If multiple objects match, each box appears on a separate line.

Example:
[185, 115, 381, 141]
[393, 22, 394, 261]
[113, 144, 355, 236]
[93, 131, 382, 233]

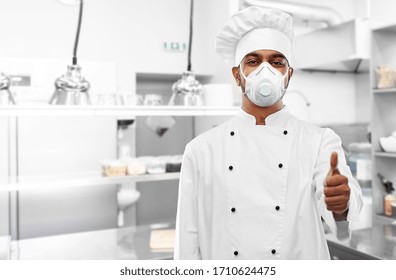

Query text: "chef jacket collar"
[238, 106, 290, 127]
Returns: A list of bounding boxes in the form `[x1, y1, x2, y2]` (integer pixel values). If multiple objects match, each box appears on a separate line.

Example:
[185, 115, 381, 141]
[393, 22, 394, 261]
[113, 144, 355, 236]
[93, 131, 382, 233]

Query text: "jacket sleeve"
[173, 143, 202, 259]
[313, 128, 363, 240]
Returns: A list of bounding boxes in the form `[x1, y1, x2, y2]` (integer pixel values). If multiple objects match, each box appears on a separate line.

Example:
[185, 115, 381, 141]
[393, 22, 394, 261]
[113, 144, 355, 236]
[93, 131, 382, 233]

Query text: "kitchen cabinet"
[0, 105, 238, 247]
[293, 18, 370, 73]
[371, 24, 396, 222]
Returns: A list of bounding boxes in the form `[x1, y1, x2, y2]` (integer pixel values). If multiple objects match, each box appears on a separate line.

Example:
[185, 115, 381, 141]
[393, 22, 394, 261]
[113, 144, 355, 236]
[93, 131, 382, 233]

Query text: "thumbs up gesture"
[324, 152, 350, 220]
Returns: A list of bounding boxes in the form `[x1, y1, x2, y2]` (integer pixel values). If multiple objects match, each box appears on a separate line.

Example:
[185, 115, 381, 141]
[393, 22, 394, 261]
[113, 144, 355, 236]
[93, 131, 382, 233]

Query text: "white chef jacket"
[174, 107, 363, 260]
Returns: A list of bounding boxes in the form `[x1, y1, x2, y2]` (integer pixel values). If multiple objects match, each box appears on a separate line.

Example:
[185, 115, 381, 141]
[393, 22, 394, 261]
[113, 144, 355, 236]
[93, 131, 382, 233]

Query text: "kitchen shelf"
[374, 214, 396, 224]
[372, 88, 396, 94]
[0, 172, 180, 192]
[374, 152, 396, 158]
[0, 105, 240, 117]
[371, 25, 396, 221]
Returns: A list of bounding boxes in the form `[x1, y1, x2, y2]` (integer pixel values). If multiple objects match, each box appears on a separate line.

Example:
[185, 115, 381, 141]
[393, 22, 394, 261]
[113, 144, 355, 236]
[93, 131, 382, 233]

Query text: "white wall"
[370, 0, 396, 29]
[286, 71, 356, 125]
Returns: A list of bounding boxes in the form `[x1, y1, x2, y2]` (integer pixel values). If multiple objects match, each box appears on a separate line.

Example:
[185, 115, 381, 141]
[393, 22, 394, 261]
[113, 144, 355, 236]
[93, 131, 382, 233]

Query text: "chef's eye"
[246, 59, 259, 65]
[271, 61, 285, 67]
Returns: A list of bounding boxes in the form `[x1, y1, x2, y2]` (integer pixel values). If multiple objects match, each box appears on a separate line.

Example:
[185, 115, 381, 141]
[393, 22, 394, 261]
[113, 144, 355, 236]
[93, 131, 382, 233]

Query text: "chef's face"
[232, 49, 293, 91]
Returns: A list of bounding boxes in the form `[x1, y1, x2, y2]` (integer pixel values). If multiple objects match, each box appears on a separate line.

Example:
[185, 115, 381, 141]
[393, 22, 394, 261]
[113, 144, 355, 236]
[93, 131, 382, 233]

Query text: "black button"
[278, 163, 283, 168]
[275, 206, 280, 211]
[234, 251, 239, 256]
[229, 166, 233, 171]
[283, 130, 288, 135]
[230, 131, 235, 136]
[231, 207, 236, 213]
[271, 249, 276, 254]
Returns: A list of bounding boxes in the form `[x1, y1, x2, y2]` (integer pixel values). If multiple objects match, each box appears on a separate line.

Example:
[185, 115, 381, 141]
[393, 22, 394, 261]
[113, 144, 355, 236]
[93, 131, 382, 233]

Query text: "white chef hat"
[215, 6, 294, 67]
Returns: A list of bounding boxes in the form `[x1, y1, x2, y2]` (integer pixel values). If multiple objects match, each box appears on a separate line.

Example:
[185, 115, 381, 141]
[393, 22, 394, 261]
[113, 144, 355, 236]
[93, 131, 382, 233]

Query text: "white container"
[380, 137, 396, 153]
[146, 157, 166, 174]
[125, 158, 147, 175]
[202, 84, 234, 107]
[101, 159, 126, 177]
[355, 143, 372, 182]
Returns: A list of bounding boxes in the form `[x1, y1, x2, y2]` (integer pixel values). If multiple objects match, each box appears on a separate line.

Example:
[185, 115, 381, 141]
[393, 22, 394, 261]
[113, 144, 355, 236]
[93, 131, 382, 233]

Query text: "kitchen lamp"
[168, 0, 203, 106]
[49, 0, 91, 105]
[0, 72, 16, 105]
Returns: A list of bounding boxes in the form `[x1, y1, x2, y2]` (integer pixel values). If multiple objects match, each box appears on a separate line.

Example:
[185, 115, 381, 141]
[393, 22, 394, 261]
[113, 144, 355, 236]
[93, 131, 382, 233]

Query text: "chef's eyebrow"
[244, 52, 260, 59]
[244, 52, 286, 60]
[269, 53, 286, 60]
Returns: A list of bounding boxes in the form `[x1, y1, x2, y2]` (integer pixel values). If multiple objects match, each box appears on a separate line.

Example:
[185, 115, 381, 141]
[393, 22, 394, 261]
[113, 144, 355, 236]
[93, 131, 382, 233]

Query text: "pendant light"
[49, 0, 91, 105]
[168, 0, 203, 106]
[0, 72, 16, 105]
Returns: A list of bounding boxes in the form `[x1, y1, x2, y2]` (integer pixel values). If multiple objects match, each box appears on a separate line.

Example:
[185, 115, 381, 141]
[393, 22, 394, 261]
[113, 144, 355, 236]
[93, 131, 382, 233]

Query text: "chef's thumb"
[329, 151, 340, 176]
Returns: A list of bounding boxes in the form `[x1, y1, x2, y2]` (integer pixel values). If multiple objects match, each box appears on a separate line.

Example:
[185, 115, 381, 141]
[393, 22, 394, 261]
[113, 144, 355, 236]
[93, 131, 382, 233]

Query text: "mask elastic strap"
[239, 64, 248, 81]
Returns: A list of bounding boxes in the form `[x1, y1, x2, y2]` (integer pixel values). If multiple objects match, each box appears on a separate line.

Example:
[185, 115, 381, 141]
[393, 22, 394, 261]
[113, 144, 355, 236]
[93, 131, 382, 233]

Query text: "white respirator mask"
[240, 62, 290, 107]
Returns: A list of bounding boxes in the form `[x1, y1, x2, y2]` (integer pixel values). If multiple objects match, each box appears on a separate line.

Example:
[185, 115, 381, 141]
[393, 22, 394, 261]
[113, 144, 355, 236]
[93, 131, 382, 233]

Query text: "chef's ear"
[286, 67, 294, 87]
[288, 67, 294, 79]
[232, 66, 241, 86]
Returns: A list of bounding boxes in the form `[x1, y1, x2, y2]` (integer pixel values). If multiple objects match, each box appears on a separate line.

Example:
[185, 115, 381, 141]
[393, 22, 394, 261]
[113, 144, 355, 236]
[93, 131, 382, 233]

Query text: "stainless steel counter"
[7, 219, 396, 260]
[9, 222, 174, 260]
[326, 219, 396, 260]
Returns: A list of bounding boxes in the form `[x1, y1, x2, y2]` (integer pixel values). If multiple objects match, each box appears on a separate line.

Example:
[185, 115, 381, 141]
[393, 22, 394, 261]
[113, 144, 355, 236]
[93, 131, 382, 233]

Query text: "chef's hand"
[324, 152, 350, 221]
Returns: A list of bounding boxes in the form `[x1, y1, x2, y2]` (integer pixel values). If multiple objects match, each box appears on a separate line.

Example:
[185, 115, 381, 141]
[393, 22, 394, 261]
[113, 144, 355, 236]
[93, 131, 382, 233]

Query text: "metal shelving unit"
[0, 105, 238, 242]
[371, 23, 396, 220]
[0, 105, 239, 193]
[0, 105, 240, 117]
[0, 172, 180, 192]
[374, 152, 396, 158]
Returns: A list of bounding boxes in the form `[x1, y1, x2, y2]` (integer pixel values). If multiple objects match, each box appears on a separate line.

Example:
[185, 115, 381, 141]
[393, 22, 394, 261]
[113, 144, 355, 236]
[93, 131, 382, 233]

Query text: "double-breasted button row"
[230, 163, 282, 170]
[231, 206, 279, 212]
[231, 130, 286, 136]
[278, 130, 287, 169]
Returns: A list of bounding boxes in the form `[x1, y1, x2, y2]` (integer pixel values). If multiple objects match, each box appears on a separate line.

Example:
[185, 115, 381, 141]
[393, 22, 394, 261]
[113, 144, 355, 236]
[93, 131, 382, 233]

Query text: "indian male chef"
[174, 6, 363, 260]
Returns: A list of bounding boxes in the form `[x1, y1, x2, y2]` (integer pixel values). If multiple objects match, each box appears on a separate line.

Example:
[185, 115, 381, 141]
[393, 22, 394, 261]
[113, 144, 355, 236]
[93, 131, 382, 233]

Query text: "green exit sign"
[163, 41, 187, 52]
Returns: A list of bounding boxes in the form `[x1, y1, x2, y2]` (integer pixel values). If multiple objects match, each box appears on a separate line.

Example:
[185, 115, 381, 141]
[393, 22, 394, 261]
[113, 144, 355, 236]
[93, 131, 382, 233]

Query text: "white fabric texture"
[216, 6, 294, 66]
[174, 107, 363, 260]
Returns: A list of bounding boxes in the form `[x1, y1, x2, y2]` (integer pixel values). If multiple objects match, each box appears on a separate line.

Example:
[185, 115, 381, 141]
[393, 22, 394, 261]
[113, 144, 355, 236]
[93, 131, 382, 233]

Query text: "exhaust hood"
[241, 0, 343, 26]
[293, 18, 370, 73]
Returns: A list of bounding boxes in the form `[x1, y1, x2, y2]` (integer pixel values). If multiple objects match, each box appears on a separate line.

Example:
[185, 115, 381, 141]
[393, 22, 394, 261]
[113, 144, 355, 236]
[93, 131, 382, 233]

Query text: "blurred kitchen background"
[0, 0, 396, 260]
